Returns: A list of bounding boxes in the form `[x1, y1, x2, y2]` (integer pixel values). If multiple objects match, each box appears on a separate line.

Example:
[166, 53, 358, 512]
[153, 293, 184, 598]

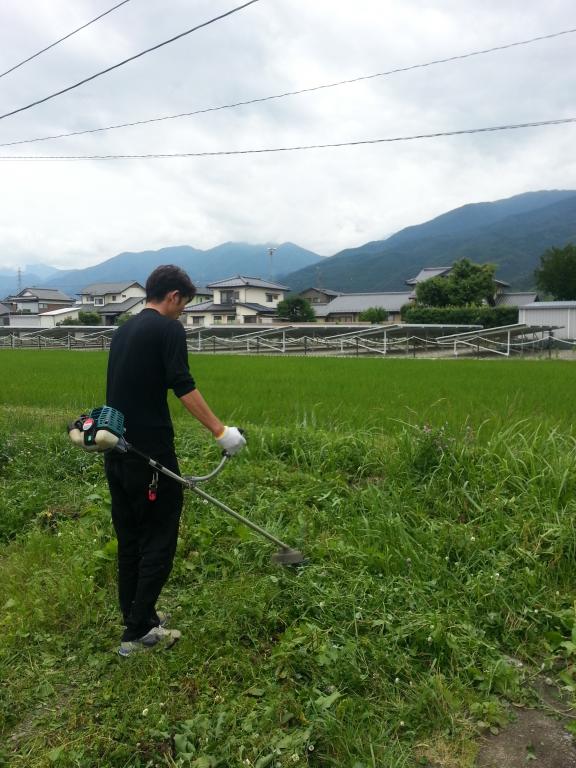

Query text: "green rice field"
[1, 351, 575, 767]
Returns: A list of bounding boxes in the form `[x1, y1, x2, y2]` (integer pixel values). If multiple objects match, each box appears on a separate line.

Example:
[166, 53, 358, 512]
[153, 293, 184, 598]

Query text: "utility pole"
[268, 246, 277, 279]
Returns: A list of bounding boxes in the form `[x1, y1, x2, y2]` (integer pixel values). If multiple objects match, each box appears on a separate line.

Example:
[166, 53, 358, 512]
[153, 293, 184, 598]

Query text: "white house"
[184, 276, 290, 326]
[3, 287, 73, 314]
[78, 282, 146, 325]
[519, 301, 576, 340]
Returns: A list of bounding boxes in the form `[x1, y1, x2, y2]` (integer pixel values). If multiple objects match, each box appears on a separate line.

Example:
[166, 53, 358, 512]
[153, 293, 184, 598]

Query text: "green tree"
[115, 313, 132, 326]
[415, 259, 497, 307]
[57, 312, 100, 326]
[358, 307, 389, 323]
[77, 311, 102, 325]
[535, 243, 576, 300]
[276, 297, 316, 322]
[415, 277, 452, 307]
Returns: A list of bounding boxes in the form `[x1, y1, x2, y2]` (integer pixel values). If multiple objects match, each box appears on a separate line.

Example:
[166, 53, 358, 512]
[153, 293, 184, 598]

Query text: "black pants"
[105, 451, 183, 641]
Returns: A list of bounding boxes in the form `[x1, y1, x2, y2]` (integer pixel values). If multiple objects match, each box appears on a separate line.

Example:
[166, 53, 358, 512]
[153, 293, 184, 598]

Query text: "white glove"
[216, 426, 246, 456]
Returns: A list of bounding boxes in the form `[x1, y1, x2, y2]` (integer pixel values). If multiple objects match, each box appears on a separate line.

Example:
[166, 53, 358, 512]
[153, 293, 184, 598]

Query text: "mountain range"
[283, 190, 576, 292]
[0, 242, 324, 299]
[1, 190, 575, 300]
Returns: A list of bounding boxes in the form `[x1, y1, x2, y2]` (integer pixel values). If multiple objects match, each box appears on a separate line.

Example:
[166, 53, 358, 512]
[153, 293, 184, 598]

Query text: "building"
[184, 276, 290, 326]
[3, 287, 74, 314]
[78, 282, 146, 325]
[519, 301, 576, 340]
[406, 266, 510, 298]
[298, 287, 342, 306]
[314, 292, 413, 323]
[0, 302, 10, 326]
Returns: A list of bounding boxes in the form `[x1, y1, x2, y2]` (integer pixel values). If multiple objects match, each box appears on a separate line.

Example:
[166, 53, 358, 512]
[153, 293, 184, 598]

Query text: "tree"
[77, 311, 102, 325]
[415, 277, 452, 307]
[535, 243, 576, 300]
[276, 297, 315, 322]
[358, 307, 389, 323]
[415, 259, 497, 307]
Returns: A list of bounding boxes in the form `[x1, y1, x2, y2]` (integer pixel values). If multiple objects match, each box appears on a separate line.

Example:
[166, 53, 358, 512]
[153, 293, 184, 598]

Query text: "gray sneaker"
[118, 626, 182, 657]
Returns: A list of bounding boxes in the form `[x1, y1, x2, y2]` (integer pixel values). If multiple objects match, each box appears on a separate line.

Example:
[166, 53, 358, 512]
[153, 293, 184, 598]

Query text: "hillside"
[283, 190, 576, 292]
[33, 242, 324, 296]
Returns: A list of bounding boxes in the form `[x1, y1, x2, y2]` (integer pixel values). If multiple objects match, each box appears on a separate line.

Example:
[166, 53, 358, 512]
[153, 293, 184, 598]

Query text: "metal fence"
[0, 323, 572, 358]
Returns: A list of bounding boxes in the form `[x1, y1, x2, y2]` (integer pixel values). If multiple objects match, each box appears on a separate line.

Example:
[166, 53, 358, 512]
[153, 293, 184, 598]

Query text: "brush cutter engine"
[68, 406, 126, 453]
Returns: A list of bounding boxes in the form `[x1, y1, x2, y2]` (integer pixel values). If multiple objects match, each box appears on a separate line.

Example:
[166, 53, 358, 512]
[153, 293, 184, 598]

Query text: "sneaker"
[118, 626, 182, 657]
[156, 611, 171, 627]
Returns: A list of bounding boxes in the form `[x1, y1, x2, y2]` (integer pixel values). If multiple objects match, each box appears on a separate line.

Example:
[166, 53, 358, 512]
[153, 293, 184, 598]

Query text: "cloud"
[0, 0, 574, 269]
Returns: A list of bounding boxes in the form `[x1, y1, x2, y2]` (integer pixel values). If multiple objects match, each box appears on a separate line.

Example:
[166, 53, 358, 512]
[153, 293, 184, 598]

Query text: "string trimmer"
[67, 406, 306, 567]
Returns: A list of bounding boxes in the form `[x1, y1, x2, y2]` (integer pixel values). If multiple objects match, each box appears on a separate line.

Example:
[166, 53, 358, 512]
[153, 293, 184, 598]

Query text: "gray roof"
[300, 287, 342, 297]
[406, 266, 510, 288]
[406, 267, 452, 285]
[495, 292, 539, 307]
[522, 301, 576, 309]
[207, 275, 290, 290]
[315, 292, 413, 316]
[97, 297, 145, 313]
[12, 287, 73, 301]
[185, 301, 276, 314]
[79, 281, 144, 295]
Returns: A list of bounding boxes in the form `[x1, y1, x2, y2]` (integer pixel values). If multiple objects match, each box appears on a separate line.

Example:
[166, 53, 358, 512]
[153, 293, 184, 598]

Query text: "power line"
[0, 24, 574, 148]
[0, 0, 262, 123]
[1, 116, 574, 160]
[0, 0, 133, 80]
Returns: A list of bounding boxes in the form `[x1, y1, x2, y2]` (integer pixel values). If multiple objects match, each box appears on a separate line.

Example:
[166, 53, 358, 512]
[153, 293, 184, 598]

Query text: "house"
[298, 287, 342, 306]
[406, 266, 510, 298]
[314, 292, 413, 323]
[3, 287, 73, 314]
[184, 276, 290, 326]
[78, 282, 146, 325]
[0, 302, 9, 326]
[519, 301, 576, 340]
[190, 286, 213, 305]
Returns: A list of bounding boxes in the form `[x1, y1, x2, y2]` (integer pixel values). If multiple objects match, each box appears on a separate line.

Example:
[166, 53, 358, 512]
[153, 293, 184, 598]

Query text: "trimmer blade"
[271, 549, 308, 567]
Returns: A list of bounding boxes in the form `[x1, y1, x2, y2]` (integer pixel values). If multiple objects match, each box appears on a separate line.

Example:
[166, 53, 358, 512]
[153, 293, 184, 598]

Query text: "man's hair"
[145, 265, 196, 302]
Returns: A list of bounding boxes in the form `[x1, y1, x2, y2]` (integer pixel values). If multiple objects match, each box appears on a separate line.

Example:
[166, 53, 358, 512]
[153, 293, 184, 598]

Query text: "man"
[105, 264, 246, 657]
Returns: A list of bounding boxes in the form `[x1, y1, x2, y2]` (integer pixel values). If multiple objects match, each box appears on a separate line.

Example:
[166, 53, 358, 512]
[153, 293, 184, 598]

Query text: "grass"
[1, 352, 576, 767]
[0, 351, 575, 433]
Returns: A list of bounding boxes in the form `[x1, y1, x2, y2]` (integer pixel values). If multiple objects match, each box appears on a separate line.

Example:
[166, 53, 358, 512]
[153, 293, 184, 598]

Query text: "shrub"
[401, 305, 518, 327]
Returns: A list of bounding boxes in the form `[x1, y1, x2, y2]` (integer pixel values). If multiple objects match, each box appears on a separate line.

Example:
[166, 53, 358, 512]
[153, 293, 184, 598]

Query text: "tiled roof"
[185, 301, 276, 314]
[207, 275, 290, 290]
[96, 297, 145, 313]
[13, 287, 73, 301]
[315, 292, 414, 316]
[79, 282, 144, 295]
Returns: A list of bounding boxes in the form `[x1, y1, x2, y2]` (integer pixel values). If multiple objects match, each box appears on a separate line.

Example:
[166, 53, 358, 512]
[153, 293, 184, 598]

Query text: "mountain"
[36, 243, 324, 295]
[38, 242, 324, 296]
[282, 190, 576, 292]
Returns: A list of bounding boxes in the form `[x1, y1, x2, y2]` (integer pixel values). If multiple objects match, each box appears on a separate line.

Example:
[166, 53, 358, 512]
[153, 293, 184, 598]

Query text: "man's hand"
[216, 426, 246, 456]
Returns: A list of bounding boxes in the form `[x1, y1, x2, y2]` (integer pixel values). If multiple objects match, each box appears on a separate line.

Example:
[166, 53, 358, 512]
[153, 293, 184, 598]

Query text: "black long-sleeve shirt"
[106, 308, 195, 455]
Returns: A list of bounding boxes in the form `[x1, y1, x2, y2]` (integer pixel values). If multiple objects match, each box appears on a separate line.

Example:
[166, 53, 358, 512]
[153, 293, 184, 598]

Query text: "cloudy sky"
[0, 0, 574, 271]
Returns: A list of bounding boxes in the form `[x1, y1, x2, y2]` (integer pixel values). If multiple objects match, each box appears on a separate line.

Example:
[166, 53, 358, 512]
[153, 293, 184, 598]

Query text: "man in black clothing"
[105, 265, 246, 656]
